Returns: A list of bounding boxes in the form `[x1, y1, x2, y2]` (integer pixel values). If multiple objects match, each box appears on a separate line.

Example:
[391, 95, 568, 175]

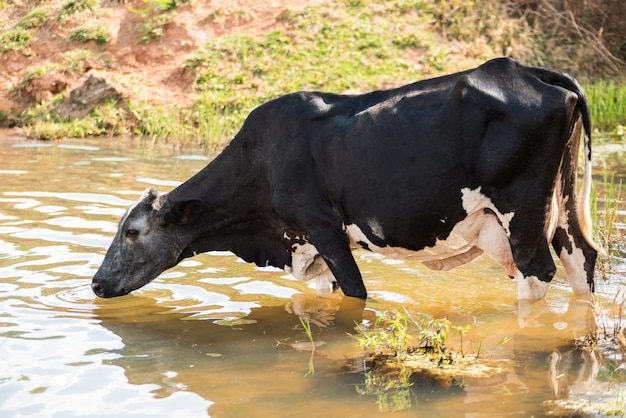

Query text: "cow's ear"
[161, 199, 201, 226]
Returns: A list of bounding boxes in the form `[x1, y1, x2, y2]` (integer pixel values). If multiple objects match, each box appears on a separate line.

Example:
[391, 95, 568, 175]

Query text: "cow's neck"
[168, 140, 271, 254]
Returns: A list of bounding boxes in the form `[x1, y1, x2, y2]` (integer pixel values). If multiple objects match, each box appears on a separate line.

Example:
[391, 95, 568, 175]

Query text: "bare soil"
[1, 0, 623, 125]
[0, 0, 326, 116]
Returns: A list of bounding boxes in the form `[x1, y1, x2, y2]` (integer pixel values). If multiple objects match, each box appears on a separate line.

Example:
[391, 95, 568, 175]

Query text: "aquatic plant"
[355, 366, 414, 413]
[353, 310, 511, 412]
[354, 311, 414, 360]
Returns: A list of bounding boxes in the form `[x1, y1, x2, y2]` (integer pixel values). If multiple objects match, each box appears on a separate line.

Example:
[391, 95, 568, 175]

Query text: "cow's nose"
[91, 280, 106, 298]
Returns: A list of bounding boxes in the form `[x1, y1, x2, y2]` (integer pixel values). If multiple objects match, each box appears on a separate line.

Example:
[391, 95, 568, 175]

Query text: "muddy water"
[1, 136, 624, 417]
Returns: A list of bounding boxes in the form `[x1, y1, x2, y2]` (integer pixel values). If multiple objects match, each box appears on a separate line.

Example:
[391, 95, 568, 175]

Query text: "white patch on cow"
[346, 213, 500, 268]
[286, 243, 336, 295]
[314, 269, 337, 295]
[557, 201, 593, 294]
[461, 187, 514, 233]
[516, 272, 549, 300]
[559, 245, 590, 293]
[367, 218, 385, 240]
[345, 187, 516, 275]
[546, 182, 560, 242]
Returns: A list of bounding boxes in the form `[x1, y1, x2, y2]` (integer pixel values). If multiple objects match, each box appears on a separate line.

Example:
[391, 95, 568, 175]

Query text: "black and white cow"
[91, 57, 601, 301]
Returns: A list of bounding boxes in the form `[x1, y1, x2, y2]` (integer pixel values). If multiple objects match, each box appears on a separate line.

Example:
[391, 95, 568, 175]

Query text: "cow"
[91, 57, 601, 301]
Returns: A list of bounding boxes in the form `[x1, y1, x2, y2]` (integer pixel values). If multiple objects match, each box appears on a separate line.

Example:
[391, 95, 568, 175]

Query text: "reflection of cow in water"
[514, 297, 599, 398]
[95, 293, 600, 416]
[92, 57, 600, 302]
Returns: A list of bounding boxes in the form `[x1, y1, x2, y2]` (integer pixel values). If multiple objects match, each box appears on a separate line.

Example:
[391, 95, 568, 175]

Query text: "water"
[1, 136, 624, 417]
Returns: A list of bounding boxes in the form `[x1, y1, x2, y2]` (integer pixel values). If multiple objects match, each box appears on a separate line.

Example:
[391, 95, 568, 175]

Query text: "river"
[1, 135, 624, 417]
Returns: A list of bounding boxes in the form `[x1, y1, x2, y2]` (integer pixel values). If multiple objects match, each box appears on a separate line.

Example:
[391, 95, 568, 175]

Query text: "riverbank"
[1, 0, 624, 145]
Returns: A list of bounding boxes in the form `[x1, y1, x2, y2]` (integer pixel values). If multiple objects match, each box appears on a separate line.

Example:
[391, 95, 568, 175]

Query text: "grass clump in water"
[353, 310, 507, 412]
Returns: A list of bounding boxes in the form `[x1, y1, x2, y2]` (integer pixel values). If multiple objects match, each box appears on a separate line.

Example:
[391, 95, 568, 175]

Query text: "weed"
[11, 63, 60, 99]
[128, 0, 185, 44]
[298, 315, 316, 376]
[356, 366, 414, 413]
[143, 0, 187, 11]
[60, 49, 97, 73]
[136, 13, 171, 44]
[584, 80, 626, 135]
[355, 310, 463, 361]
[58, 0, 96, 22]
[355, 312, 413, 359]
[592, 172, 624, 281]
[18, 8, 48, 29]
[69, 26, 109, 45]
[0, 27, 31, 53]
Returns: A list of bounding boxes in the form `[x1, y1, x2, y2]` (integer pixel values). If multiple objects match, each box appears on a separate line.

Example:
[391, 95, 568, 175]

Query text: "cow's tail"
[533, 67, 603, 254]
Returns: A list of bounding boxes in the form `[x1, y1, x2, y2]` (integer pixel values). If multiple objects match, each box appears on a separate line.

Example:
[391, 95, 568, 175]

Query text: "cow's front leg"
[309, 227, 367, 299]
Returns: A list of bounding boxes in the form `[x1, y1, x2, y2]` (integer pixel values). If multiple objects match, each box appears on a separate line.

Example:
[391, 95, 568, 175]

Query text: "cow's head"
[91, 188, 200, 298]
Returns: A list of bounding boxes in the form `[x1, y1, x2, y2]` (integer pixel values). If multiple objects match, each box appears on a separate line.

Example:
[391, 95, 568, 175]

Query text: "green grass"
[592, 172, 624, 282]
[585, 80, 626, 137]
[57, 0, 95, 22]
[19, 7, 49, 29]
[7, 0, 624, 145]
[173, 2, 459, 144]
[185, 4, 440, 113]
[68, 26, 109, 45]
[136, 13, 171, 44]
[22, 98, 126, 139]
[0, 27, 31, 52]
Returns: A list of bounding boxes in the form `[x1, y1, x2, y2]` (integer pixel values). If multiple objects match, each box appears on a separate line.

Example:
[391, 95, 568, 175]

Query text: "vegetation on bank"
[0, 0, 624, 144]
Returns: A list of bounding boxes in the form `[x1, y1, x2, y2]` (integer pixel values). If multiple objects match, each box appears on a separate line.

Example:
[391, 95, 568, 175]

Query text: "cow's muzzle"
[91, 276, 124, 298]
[91, 279, 110, 298]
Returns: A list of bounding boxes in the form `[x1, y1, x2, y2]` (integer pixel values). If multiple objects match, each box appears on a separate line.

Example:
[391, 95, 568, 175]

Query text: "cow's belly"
[286, 207, 518, 291]
[345, 210, 510, 270]
[286, 187, 519, 291]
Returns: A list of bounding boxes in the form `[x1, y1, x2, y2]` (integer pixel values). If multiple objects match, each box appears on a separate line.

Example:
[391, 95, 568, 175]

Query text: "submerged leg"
[516, 271, 550, 300]
[552, 224, 596, 293]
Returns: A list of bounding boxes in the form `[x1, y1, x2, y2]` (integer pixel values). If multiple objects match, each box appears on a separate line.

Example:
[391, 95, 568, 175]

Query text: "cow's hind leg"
[516, 272, 550, 300]
[551, 120, 598, 294]
[552, 197, 597, 294]
[509, 224, 556, 299]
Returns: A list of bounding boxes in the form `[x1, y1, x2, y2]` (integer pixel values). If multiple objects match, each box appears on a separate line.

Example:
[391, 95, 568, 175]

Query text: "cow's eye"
[125, 229, 139, 238]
